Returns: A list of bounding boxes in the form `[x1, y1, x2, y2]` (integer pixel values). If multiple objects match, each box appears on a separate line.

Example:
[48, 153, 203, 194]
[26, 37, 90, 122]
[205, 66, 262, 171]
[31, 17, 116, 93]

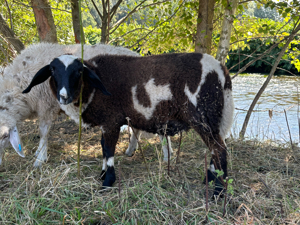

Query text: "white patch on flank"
[57, 55, 78, 69]
[102, 158, 107, 171]
[219, 88, 234, 140]
[59, 89, 95, 128]
[132, 78, 172, 120]
[107, 157, 114, 167]
[184, 85, 201, 107]
[184, 54, 225, 107]
[210, 164, 216, 172]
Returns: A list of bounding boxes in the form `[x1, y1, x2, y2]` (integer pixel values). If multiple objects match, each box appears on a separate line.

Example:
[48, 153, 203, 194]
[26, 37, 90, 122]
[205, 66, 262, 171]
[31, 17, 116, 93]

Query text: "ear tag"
[9, 126, 25, 157]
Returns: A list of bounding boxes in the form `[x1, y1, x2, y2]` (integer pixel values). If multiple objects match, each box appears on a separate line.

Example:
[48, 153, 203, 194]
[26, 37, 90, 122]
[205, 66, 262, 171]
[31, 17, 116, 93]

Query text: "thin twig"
[258, 177, 272, 194]
[297, 86, 300, 143]
[163, 125, 170, 176]
[205, 152, 208, 219]
[118, 160, 121, 209]
[5, 0, 13, 31]
[175, 132, 182, 177]
[222, 179, 228, 217]
[77, 0, 85, 178]
[284, 109, 293, 148]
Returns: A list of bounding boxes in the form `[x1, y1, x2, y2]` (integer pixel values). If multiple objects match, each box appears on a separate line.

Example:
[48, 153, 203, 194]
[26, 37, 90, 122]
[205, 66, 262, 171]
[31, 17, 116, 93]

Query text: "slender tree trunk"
[215, 0, 238, 64]
[101, 1, 108, 44]
[195, 0, 215, 54]
[31, 0, 57, 43]
[239, 23, 300, 138]
[71, 0, 85, 44]
[0, 13, 24, 53]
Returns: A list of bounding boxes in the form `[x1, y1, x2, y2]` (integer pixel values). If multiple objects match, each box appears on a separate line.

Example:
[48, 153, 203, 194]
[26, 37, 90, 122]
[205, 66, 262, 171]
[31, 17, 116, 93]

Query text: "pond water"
[232, 74, 300, 143]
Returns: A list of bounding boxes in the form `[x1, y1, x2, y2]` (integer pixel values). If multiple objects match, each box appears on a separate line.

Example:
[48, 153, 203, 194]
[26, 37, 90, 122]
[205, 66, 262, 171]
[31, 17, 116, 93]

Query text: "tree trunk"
[71, 0, 85, 44]
[100, 0, 108, 44]
[239, 23, 300, 138]
[194, 0, 215, 54]
[31, 0, 57, 43]
[0, 13, 24, 53]
[215, 0, 238, 64]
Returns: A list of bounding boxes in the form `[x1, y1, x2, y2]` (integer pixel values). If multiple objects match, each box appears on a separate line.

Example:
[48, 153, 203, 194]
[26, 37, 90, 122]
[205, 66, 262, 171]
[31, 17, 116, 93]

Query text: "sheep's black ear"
[22, 65, 51, 93]
[84, 67, 111, 96]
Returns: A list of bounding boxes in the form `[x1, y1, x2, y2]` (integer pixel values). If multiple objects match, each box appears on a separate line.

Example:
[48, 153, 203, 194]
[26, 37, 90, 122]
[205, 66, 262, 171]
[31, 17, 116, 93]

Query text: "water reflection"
[232, 74, 300, 143]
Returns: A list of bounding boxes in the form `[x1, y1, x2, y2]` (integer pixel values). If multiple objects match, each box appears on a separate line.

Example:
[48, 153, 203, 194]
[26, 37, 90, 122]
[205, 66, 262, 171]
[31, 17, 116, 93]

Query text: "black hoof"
[203, 170, 225, 198]
[102, 166, 116, 188]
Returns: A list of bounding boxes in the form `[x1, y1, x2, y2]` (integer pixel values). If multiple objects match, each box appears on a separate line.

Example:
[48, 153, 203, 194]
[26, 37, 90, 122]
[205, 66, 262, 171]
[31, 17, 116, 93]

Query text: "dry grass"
[0, 115, 299, 224]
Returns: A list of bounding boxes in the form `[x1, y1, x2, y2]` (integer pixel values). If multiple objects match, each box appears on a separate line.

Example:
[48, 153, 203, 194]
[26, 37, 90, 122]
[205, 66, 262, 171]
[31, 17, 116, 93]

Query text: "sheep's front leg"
[34, 120, 51, 167]
[100, 130, 119, 188]
[125, 128, 141, 157]
[159, 135, 173, 162]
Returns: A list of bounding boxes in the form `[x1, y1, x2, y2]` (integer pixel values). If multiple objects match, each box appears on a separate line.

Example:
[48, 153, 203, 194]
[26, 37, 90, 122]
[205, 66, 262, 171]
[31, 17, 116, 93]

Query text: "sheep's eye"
[50, 67, 54, 74]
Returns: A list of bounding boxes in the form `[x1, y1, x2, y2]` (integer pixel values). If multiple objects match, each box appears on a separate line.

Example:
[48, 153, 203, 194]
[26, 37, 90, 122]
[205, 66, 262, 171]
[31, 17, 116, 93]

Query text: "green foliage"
[226, 37, 300, 75]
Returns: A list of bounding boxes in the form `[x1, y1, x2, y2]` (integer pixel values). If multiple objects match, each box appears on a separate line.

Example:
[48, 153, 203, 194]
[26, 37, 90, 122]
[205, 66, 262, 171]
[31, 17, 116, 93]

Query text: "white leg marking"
[107, 157, 114, 167]
[125, 128, 141, 156]
[132, 78, 172, 120]
[159, 135, 173, 162]
[33, 121, 50, 167]
[0, 150, 4, 165]
[210, 164, 216, 172]
[102, 158, 107, 171]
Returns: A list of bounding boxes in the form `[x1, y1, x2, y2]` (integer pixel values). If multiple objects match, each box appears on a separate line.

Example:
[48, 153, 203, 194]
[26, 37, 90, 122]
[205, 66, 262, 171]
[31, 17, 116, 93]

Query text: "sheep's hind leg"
[34, 120, 51, 167]
[192, 123, 228, 196]
[100, 130, 119, 188]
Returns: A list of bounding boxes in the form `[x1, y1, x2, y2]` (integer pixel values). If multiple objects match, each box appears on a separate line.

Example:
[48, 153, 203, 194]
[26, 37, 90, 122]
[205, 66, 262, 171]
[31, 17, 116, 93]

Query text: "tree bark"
[239, 23, 300, 138]
[31, 0, 57, 43]
[0, 13, 24, 53]
[215, 0, 238, 64]
[194, 0, 215, 54]
[100, 0, 108, 43]
[71, 0, 85, 44]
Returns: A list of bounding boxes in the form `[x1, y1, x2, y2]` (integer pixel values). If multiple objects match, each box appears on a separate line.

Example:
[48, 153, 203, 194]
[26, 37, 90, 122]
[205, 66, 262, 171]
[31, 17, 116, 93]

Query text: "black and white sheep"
[0, 43, 171, 167]
[23, 53, 234, 195]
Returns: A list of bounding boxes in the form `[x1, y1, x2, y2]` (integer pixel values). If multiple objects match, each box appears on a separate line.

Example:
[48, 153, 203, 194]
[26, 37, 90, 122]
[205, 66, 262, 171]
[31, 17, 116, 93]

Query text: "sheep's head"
[22, 55, 111, 105]
[0, 100, 25, 165]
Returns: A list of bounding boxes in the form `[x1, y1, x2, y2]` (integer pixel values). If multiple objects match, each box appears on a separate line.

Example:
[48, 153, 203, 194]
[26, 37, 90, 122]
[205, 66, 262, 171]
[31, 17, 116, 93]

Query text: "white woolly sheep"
[0, 43, 172, 167]
[23, 52, 234, 195]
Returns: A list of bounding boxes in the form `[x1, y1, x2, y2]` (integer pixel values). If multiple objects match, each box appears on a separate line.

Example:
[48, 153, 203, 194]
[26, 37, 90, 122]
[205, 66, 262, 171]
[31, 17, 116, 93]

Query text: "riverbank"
[0, 116, 299, 224]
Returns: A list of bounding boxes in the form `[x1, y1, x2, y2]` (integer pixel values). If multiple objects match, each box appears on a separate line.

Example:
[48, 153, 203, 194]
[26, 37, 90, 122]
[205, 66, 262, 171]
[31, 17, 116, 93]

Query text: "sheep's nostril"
[59, 95, 69, 104]
[60, 95, 68, 101]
